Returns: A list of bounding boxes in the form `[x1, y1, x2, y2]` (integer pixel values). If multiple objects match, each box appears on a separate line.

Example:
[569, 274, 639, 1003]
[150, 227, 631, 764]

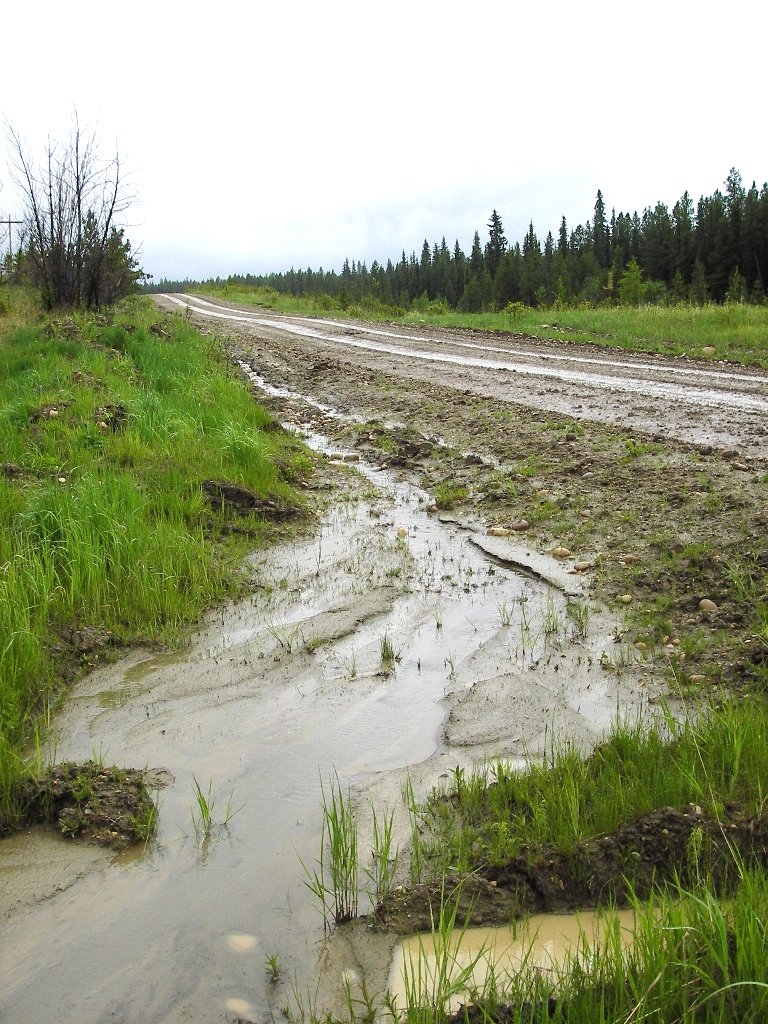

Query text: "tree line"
[146, 168, 768, 311]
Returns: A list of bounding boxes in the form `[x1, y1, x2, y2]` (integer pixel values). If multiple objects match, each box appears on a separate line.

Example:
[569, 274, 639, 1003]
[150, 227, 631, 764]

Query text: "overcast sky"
[2, 1, 766, 282]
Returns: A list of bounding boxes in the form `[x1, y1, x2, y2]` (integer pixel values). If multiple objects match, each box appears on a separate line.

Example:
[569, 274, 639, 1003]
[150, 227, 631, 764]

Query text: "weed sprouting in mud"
[265, 952, 282, 983]
[190, 776, 240, 848]
[366, 803, 400, 905]
[380, 632, 402, 673]
[300, 772, 359, 931]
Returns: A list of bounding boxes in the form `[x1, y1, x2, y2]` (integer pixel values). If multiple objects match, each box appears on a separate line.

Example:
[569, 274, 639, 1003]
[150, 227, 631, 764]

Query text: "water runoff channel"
[0, 363, 650, 1024]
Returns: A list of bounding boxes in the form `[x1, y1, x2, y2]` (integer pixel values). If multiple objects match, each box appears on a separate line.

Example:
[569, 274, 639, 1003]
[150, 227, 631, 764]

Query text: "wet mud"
[2, 295, 765, 1022]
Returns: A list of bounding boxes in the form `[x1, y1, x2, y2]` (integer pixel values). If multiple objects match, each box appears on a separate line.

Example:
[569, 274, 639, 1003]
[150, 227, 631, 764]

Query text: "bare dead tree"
[4, 115, 142, 308]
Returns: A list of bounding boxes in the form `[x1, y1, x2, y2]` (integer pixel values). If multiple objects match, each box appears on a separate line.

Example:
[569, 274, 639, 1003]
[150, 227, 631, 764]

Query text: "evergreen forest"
[146, 169, 768, 312]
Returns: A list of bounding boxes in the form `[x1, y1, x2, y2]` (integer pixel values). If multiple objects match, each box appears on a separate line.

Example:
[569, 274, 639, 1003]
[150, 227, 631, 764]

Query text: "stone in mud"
[699, 598, 718, 611]
[702, 346, 716, 357]
[573, 561, 592, 572]
[397, 526, 408, 538]
[620, 553, 641, 564]
[511, 520, 530, 532]
[487, 526, 512, 537]
[427, 504, 439, 514]
[552, 546, 571, 558]
[618, 594, 632, 604]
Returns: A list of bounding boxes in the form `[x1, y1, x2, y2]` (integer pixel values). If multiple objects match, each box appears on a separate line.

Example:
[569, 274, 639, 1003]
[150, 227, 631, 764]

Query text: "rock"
[635, 642, 647, 651]
[487, 526, 512, 537]
[427, 504, 438, 514]
[573, 560, 592, 571]
[2, 462, 23, 478]
[552, 546, 571, 558]
[733, 462, 749, 471]
[702, 346, 716, 357]
[618, 594, 632, 604]
[699, 598, 718, 611]
[397, 526, 408, 538]
[342, 453, 360, 463]
[620, 553, 641, 564]
[689, 674, 706, 683]
[511, 520, 530, 532]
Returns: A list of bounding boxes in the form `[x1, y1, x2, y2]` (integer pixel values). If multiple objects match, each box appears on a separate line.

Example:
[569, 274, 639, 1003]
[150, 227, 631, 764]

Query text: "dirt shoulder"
[177, 300, 768, 699]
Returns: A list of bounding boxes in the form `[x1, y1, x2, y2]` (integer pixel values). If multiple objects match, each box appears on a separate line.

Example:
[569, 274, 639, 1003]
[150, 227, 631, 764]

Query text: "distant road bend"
[156, 293, 768, 458]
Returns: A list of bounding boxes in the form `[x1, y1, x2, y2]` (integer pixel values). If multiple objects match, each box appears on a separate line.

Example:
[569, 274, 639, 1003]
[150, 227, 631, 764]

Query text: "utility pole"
[2, 216, 23, 262]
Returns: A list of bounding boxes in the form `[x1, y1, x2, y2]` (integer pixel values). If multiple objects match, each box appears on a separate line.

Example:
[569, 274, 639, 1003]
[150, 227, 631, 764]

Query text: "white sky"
[2, 1, 766, 282]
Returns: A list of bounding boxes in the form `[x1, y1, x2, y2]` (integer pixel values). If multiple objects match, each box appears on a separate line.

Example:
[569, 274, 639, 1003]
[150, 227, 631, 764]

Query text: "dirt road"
[155, 293, 768, 457]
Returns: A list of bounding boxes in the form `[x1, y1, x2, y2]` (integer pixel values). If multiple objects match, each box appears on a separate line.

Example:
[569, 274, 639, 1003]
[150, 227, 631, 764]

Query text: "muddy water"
[388, 909, 638, 1013]
[0, 411, 648, 1023]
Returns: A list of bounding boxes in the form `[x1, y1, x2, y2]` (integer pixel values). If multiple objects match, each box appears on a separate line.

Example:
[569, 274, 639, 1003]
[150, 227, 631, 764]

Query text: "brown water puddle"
[387, 909, 638, 1014]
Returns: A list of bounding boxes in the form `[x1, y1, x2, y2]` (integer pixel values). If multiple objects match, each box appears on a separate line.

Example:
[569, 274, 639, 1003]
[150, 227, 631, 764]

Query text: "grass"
[411, 696, 768, 876]
[384, 873, 768, 1024]
[301, 772, 359, 931]
[0, 290, 313, 825]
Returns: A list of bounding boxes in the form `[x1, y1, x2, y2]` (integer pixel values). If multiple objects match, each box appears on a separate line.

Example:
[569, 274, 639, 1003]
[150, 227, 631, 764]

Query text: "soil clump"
[373, 803, 768, 934]
[4, 761, 158, 850]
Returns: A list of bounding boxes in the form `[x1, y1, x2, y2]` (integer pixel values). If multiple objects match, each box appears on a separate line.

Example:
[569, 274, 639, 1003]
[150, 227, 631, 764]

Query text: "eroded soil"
[374, 803, 768, 934]
[6, 761, 158, 850]
[3, 297, 766, 1022]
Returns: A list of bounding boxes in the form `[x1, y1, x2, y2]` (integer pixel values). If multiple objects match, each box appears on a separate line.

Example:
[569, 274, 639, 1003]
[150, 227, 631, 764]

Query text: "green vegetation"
[301, 773, 359, 931]
[412, 699, 768, 876]
[0, 292, 312, 823]
[388, 875, 768, 1024]
[297, 701, 768, 1023]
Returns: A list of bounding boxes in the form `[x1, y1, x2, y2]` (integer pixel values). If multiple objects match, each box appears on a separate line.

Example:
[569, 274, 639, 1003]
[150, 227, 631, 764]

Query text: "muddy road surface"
[159, 293, 768, 457]
[1, 294, 762, 1024]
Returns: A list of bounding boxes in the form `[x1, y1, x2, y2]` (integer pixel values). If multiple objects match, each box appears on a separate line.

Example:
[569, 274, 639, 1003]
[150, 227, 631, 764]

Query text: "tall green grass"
[0, 295, 312, 821]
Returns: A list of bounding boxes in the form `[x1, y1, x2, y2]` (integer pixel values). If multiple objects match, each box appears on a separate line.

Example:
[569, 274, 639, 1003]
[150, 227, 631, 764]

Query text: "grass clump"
[413, 697, 768, 876]
[302, 772, 359, 931]
[0, 294, 313, 825]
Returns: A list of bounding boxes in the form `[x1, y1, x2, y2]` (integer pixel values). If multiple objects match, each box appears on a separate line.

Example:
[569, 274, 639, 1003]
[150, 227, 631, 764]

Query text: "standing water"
[0, 394, 628, 1024]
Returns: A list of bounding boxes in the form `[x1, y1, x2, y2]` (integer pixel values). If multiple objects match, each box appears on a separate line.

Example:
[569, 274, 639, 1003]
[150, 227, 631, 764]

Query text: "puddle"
[388, 908, 639, 1013]
[0, 381, 651, 1023]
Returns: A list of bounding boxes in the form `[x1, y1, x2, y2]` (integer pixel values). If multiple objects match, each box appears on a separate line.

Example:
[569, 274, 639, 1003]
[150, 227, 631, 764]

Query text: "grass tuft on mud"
[377, 698, 768, 934]
[0, 293, 314, 832]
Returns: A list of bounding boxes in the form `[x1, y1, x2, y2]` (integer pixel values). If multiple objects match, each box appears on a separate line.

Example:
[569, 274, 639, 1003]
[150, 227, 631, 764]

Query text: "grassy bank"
[404, 700, 768, 1024]
[299, 701, 768, 1023]
[0, 292, 313, 824]
[195, 283, 768, 368]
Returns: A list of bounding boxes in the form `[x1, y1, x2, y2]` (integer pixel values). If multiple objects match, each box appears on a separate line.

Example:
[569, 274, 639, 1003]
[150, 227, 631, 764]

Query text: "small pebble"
[552, 546, 571, 558]
[699, 599, 718, 611]
[487, 526, 511, 537]
[397, 526, 408, 538]
[618, 594, 632, 604]
[573, 560, 592, 571]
